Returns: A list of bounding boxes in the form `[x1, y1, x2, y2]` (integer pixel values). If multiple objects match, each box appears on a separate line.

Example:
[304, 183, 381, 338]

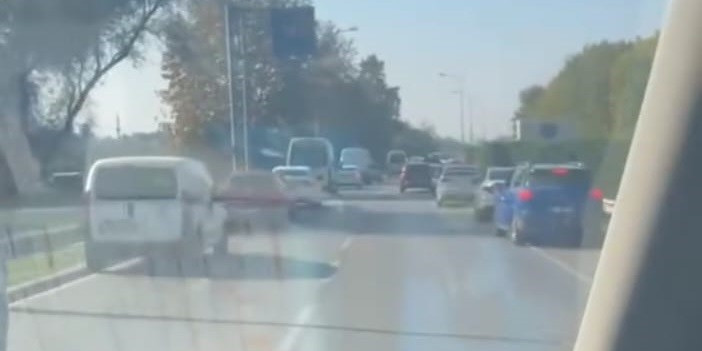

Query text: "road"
[7, 184, 600, 351]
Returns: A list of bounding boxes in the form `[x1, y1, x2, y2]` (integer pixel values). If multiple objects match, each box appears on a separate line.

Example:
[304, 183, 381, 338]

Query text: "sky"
[91, 0, 669, 139]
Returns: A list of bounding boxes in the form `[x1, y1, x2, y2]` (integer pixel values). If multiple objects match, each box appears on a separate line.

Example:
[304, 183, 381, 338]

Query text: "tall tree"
[1, 0, 169, 194]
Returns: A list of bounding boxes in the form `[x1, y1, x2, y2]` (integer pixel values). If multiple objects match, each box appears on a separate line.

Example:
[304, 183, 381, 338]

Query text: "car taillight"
[590, 187, 604, 200]
[518, 189, 534, 202]
[552, 168, 570, 176]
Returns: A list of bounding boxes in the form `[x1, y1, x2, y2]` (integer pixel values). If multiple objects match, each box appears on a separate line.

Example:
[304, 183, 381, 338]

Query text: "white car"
[272, 166, 324, 207]
[474, 167, 514, 221]
[218, 171, 292, 233]
[474, 180, 506, 222]
[334, 165, 364, 189]
[84, 157, 227, 271]
[436, 165, 480, 206]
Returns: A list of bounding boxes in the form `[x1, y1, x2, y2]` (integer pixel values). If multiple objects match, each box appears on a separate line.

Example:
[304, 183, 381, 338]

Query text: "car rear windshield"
[389, 154, 406, 163]
[527, 168, 591, 187]
[488, 169, 514, 182]
[94, 167, 178, 200]
[279, 169, 309, 177]
[445, 168, 478, 177]
[406, 164, 430, 175]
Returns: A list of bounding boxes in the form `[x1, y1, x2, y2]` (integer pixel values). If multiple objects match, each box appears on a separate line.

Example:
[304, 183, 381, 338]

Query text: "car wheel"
[510, 219, 526, 246]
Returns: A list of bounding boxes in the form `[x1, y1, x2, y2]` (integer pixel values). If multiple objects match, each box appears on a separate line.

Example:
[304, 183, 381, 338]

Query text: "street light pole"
[224, 4, 237, 171]
[439, 72, 471, 144]
[458, 90, 466, 144]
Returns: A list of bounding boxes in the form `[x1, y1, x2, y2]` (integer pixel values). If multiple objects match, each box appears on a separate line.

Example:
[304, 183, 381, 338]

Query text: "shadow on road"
[337, 188, 435, 201]
[293, 202, 488, 237]
[104, 253, 337, 280]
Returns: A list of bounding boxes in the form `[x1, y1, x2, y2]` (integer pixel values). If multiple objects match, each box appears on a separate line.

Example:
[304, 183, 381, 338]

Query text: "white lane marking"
[276, 235, 351, 350]
[322, 199, 344, 207]
[529, 247, 592, 285]
[9, 257, 142, 307]
[276, 304, 316, 351]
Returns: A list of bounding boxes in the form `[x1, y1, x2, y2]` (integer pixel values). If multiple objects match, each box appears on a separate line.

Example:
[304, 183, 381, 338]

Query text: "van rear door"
[89, 166, 183, 243]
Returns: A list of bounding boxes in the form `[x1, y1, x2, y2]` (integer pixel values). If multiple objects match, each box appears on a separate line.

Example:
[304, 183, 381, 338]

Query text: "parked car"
[83, 157, 227, 271]
[435, 165, 480, 206]
[272, 166, 324, 207]
[334, 165, 364, 189]
[217, 171, 292, 233]
[493, 163, 603, 246]
[400, 162, 434, 193]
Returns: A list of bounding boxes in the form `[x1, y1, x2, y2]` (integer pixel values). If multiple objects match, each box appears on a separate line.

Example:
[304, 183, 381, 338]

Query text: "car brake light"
[552, 168, 569, 176]
[590, 187, 604, 200]
[518, 189, 534, 202]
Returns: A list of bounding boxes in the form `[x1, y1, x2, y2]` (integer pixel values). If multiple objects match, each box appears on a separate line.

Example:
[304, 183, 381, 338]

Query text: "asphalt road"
[7, 184, 601, 351]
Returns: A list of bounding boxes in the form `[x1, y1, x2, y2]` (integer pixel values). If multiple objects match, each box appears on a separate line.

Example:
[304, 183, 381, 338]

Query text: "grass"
[0, 209, 82, 233]
[8, 243, 85, 287]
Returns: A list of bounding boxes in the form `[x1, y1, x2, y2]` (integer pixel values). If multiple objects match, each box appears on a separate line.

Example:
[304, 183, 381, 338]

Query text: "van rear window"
[94, 167, 177, 200]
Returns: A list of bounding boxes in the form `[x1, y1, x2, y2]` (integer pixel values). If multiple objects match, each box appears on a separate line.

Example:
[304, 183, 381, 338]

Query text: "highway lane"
[7, 184, 600, 351]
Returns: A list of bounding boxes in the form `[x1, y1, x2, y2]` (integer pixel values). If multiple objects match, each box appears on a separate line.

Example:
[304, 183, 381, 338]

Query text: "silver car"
[436, 165, 480, 206]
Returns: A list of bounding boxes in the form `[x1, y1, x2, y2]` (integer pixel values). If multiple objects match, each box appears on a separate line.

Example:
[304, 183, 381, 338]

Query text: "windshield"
[277, 169, 309, 177]
[388, 153, 406, 164]
[444, 168, 478, 177]
[93, 167, 177, 200]
[289, 144, 328, 168]
[1, 1, 667, 350]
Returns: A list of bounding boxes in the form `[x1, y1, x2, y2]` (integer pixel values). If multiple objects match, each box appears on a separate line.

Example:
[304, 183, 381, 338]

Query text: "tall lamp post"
[439, 72, 472, 144]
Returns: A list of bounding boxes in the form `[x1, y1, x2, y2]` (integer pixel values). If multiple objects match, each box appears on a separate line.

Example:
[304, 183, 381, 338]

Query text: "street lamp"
[439, 72, 472, 144]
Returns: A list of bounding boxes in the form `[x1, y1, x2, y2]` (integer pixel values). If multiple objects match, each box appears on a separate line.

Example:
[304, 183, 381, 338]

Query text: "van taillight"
[590, 188, 604, 200]
[518, 189, 534, 202]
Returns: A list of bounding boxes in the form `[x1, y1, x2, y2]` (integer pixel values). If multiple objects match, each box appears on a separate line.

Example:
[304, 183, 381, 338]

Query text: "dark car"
[493, 163, 603, 246]
[400, 163, 435, 193]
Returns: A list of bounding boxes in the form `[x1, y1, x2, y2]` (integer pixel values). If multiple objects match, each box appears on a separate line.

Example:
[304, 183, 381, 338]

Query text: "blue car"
[493, 163, 603, 246]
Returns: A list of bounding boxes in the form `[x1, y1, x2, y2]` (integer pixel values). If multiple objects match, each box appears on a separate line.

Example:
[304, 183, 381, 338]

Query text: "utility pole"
[439, 72, 472, 144]
[224, 3, 237, 171]
[115, 114, 121, 139]
[238, 12, 250, 171]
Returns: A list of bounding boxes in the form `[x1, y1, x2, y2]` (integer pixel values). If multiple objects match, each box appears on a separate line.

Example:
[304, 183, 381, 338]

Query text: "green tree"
[1, 0, 169, 194]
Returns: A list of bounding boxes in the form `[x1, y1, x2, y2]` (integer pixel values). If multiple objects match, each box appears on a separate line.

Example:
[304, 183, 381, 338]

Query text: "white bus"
[286, 137, 336, 192]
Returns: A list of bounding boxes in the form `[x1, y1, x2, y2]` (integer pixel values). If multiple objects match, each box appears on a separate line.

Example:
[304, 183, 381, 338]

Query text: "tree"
[514, 37, 657, 140]
[0, 0, 169, 195]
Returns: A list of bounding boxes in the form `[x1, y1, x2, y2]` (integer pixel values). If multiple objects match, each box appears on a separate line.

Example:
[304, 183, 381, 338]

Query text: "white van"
[84, 157, 226, 271]
[286, 137, 336, 192]
[340, 147, 374, 183]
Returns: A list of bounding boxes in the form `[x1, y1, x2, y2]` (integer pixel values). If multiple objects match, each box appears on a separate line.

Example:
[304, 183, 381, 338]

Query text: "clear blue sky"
[92, 0, 668, 139]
